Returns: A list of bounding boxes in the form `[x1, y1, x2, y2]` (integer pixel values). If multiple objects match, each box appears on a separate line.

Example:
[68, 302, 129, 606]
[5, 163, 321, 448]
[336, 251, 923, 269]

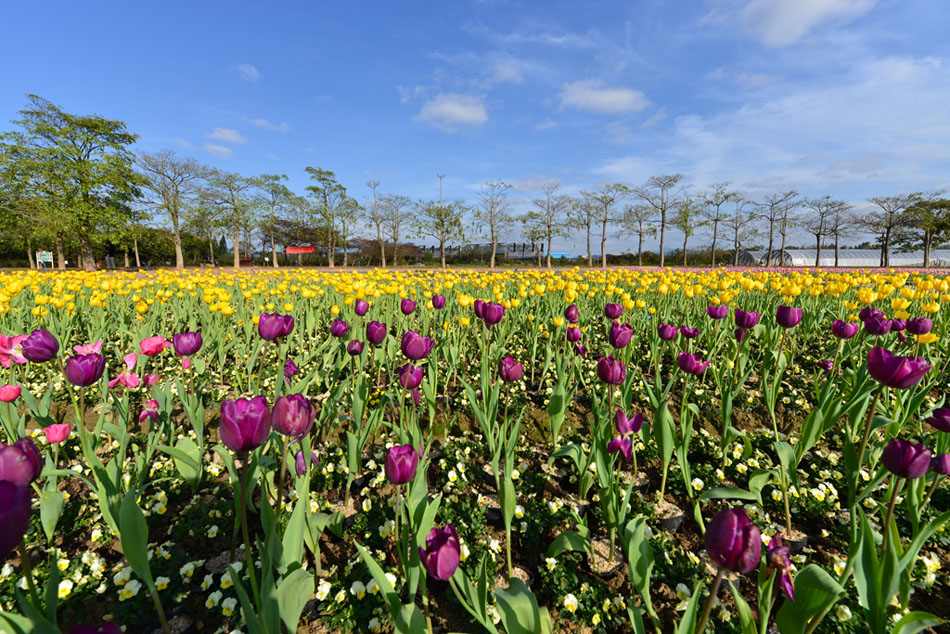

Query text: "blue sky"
[2, 0, 949, 253]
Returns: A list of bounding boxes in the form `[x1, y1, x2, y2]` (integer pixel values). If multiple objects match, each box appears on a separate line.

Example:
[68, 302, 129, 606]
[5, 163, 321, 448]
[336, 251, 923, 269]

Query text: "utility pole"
[437, 174, 446, 209]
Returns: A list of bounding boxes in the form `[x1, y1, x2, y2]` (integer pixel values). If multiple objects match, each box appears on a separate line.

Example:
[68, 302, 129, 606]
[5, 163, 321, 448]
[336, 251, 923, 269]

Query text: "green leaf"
[279, 493, 307, 573]
[699, 487, 759, 502]
[890, 611, 943, 634]
[729, 581, 757, 634]
[675, 582, 705, 634]
[546, 530, 590, 559]
[355, 543, 400, 616]
[775, 564, 846, 634]
[495, 578, 545, 634]
[39, 489, 64, 543]
[276, 568, 314, 632]
[119, 491, 155, 591]
[394, 603, 427, 634]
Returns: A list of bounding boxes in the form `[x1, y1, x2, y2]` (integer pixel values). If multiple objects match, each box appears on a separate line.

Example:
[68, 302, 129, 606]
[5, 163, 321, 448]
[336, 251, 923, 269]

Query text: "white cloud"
[234, 64, 260, 82]
[559, 80, 649, 114]
[415, 94, 488, 131]
[245, 117, 290, 132]
[742, 0, 876, 47]
[206, 128, 247, 144]
[171, 137, 192, 149]
[534, 118, 558, 131]
[397, 85, 427, 104]
[489, 60, 525, 85]
[204, 144, 233, 159]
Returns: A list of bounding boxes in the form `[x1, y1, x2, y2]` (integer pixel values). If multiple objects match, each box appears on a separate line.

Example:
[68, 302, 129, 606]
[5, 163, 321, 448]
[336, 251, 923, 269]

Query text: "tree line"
[1, 95, 948, 271]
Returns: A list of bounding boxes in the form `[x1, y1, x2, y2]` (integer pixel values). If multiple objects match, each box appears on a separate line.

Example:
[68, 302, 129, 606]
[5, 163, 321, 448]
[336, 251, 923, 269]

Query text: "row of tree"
[1, 95, 948, 271]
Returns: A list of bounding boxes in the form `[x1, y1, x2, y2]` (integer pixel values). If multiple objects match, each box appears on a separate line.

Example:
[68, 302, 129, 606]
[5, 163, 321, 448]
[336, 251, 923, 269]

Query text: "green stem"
[17, 541, 40, 608]
[856, 390, 881, 470]
[238, 455, 260, 604]
[276, 436, 289, 522]
[694, 568, 725, 634]
[150, 583, 171, 634]
[881, 476, 903, 558]
[917, 474, 943, 520]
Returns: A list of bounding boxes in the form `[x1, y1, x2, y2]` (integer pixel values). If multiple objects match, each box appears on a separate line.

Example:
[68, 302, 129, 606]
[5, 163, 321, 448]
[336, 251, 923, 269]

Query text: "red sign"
[286, 246, 315, 254]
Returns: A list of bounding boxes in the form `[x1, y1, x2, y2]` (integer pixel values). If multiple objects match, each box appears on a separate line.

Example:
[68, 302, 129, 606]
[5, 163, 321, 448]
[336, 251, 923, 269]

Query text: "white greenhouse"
[740, 249, 950, 268]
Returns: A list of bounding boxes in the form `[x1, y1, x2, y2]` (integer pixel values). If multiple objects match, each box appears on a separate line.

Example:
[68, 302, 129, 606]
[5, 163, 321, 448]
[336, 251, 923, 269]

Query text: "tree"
[138, 149, 205, 270]
[760, 191, 797, 266]
[416, 198, 466, 268]
[365, 179, 387, 266]
[900, 194, 950, 267]
[474, 180, 513, 269]
[585, 183, 628, 268]
[620, 204, 656, 266]
[777, 191, 799, 266]
[826, 201, 854, 267]
[635, 174, 684, 267]
[865, 194, 917, 267]
[206, 169, 254, 268]
[183, 193, 224, 265]
[671, 194, 702, 266]
[337, 196, 362, 267]
[521, 182, 570, 268]
[4, 95, 142, 270]
[701, 183, 736, 267]
[567, 196, 595, 267]
[381, 194, 412, 266]
[304, 167, 346, 267]
[802, 196, 844, 267]
[255, 174, 292, 268]
[727, 198, 758, 266]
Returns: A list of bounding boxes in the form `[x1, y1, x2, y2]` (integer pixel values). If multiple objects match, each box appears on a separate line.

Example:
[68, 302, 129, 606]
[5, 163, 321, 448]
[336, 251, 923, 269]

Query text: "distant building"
[738, 249, 950, 267]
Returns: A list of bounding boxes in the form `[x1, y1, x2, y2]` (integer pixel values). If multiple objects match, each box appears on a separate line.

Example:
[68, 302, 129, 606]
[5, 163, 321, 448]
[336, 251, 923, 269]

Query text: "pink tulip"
[0, 335, 28, 368]
[72, 340, 103, 355]
[44, 424, 71, 444]
[144, 374, 160, 386]
[139, 336, 172, 356]
[0, 385, 21, 403]
[108, 353, 140, 388]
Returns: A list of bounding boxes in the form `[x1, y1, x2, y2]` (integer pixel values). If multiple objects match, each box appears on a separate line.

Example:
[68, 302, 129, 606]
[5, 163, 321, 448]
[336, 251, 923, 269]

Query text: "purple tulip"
[482, 302, 505, 327]
[566, 326, 582, 343]
[906, 318, 933, 336]
[347, 340, 365, 356]
[418, 524, 461, 580]
[330, 319, 350, 338]
[219, 397, 271, 452]
[398, 363, 424, 390]
[705, 507, 761, 573]
[678, 352, 710, 375]
[573, 343, 587, 357]
[498, 356, 523, 382]
[259, 313, 294, 340]
[385, 444, 419, 485]
[295, 450, 319, 477]
[597, 355, 626, 385]
[607, 436, 633, 463]
[831, 319, 860, 339]
[615, 410, 643, 435]
[604, 303, 623, 320]
[767, 533, 795, 602]
[270, 394, 315, 439]
[401, 331, 434, 360]
[867, 347, 931, 389]
[432, 295, 446, 310]
[0, 438, 42, 485]
[609, 322, 633, 349]
[411, 388, 421, 406]
[284, 359, 299, 380]
[21, 329, 59, 363]
[0, 481, 31, 561]
[354, 300, 370, 316]
[864, 316, 892, 336]
[931, 454, 950, 475]
[366, 321, 387, 346]
[64, 353, 105, 387]
[925, 408, 950, 432]
[776, 306, 803, 329]
[735, 329, 748, 343]
[891, 318, 906, 332]
[172, 331, 203, 357]
[706, 305, 728, 320]
[473, 300, 486, 319]
[658, 323, 677, 341]
[859, 307, 885, 322]
[401, 299, 417, 315]
[734, 309, 761, 330]
[564, 304, 579, 323]
[882, 438, 932, 479]
[679, 326, 699, 339]
[819, 359, 834, 372]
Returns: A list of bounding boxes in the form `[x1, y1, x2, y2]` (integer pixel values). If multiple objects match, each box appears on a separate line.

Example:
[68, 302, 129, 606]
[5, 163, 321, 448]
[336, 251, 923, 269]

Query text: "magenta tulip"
[0, 482, 31, 561]
[925, 408, 950, 432]
[401, 299, 417, 315]
[882, 439, 931, 479]
[366, 321, 387, 346]
[0, 438, 42, 485]
[498, 356, 523, 382]
[354, 300, 370, 316]
[270, 394, 315, 439]
[21, 329, 59, 363]
[401, 331, 433, 360]
[706, 305, 728, 320]
[64, 353, 105, 387]
[867, 347, 931, 389]
[398, 363, 424, 390]
[418, 524, 461, 580]
[831, 319, 860, 339]
[615, 410, 643, 435]
[597, 355, 626, 384]
[385, 444, 419, 485]
[219, 397, 271, 452]
[776, 305, 802, 329]
[734, 309, 760, 330]
[678, 352, 710, 375]
[705, 507, 761, 573]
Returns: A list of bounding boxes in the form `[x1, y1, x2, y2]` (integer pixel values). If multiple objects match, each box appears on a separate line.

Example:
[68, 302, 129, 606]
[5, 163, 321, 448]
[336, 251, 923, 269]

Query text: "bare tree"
[760, 191, 797, 266]
[635, 174, 684, 267]
[567, 196, 595, 267]
[206, 169, 254, 269]
[802, 196, 844, 267]
[365, 179, 387, 266]
[620, 203, 656, 266]
[826, 201, 854, 267]
[777, 191, 799, 266]
[701, 183, 736, 267]
[474, 180, 513, 268]
[584, 183, 628, 268]
[865, 194, 917, 267]
[671, 194, 702, 266]
[727, 198, 758, 266]
[381, 194, 412, 266]
[337, 196, 362, 267]
[138, 149, 205, 270]
[254, 174, 292, 268]
[522, 181, 570, 268]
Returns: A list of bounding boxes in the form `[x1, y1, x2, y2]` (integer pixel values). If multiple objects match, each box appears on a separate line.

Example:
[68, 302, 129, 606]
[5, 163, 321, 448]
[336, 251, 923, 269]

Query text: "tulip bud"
[906, 317, 933, 336]
[418, 524, 461, 580]
[21, 329, 59, 363]
[347, 340, 365, 356]
[354, 300, 370, 316]
[867, 347, 930, 389]
[64, 353, 106, 387]
[657, 323, 677, 341]
[401, 331, 433, 360]
[219, 397, 271, 452]
[398, 363, 424, 390]
[566, 326, 582, 343]
[401, 299, 417, 315]
[931, 454, 950, 476]
[678, 352, 710, 375]
[882, 438, 931, 479]
[564, 304, 579, 323]
[604, 303, 623, 320]
[925, 408, 950, 433]
[258, 313, 294, 340]
[330, 319, 350, 338]
[0, 385, 21, 403]
[863, 316, 892, 336]
[831, 319, 860, 339]
[859, 307, 885, 322]
[597, 355, 626, 385]
[776, 305, 803, 329]
[498, 356, 523, 382]
[385, 444, 419, 485]
[0, 481, 31, 561]
[139, 336, 171, 356]
[271, 394, 315, 439]
[432, 295, 446, 310]
[705, 507, 761, 573]
[734, 309, 760, 330]
[44, 423, 71, 444]
[295, 450, 319, 477]
[482, 303, 505, 327]
[609, 322, 634, 349]
[706, 305, 728, 320]
[0, 438, 42, 485]
[366, 321, 388, 346]
[172, 332, 203, 357]
[679, 326, 699, 339]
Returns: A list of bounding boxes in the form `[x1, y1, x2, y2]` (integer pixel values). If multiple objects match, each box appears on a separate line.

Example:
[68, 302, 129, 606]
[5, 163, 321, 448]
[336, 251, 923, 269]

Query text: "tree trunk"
[123, 249, 130, 269]
[585, 220, 592, 268]
[766, 222, 775, 267]
[342, 233, 348, 267]
[683, 233, 688, 267]
[490, 236, 497, 269]
[834, 234, 839, 267]
[26, 236, 35, 270]
[271, 219, 278, 268]
[546, 233, 552, 268]
[924, 232, 932, 267]
[780, 221, 788, 267]
[208, 234, 215, 265]
[733, 226, 740, 266]
[440, 238, 446, 269]
[377, 227, 387, 267]
[233, 222, 241, 269]
[815, 234, 821, 267]
[659, 211, 666, 267]
[637, 228, 644, 266]
[134, 237, 141, 268]
[710, 222, 718, 267]
[79, 234, 95, 271]
[600, 217, 608, 269]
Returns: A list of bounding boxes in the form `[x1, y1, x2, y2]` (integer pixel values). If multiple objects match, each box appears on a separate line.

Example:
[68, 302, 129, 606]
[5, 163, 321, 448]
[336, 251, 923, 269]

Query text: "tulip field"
[1, 266, 949, 634]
